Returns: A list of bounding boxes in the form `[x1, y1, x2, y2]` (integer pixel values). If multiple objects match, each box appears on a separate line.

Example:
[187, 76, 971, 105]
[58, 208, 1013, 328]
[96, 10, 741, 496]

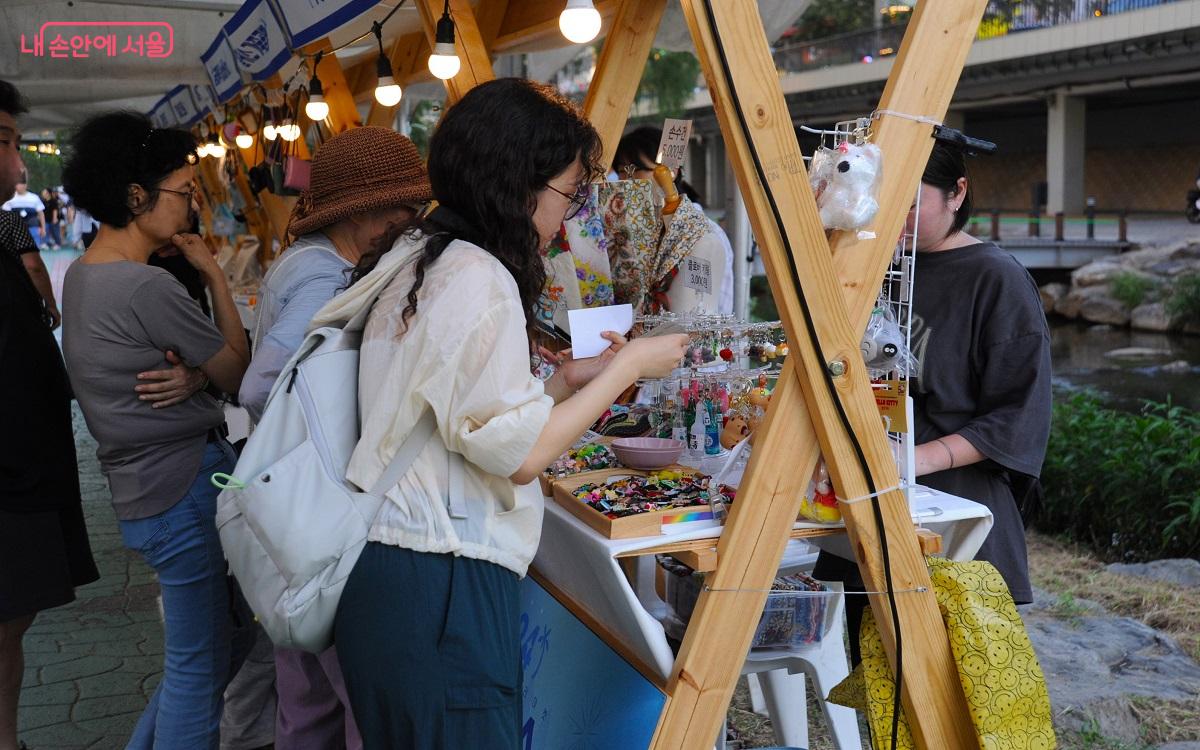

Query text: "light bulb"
[375, 77, 403, 107]
[209, 141, 227, 158]
[429, 12, 460, 80]
[428, 50, 460, 80]
[263, 124, 277, 141]
[305, 96, 330, 122]
[196, 142, 211, 158]
[279, 122, 301, 142]
[559, 0, 601, 44]
[235, 132, 253, 149]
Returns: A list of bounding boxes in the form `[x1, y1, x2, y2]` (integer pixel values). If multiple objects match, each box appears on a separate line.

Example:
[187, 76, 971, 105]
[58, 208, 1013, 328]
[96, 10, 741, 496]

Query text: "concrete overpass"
[682, 0, 1200, 223]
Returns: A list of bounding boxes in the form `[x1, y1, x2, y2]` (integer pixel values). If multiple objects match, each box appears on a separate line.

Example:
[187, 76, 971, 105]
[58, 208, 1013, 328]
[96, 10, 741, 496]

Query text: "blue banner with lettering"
[167, 85, 200, 126]
[149, 97, 174, 128]
[519, 576, 665, 750]
[201, 33, 241, 103]
[223, 0, 291, 83]
[272, 0, 381, 49]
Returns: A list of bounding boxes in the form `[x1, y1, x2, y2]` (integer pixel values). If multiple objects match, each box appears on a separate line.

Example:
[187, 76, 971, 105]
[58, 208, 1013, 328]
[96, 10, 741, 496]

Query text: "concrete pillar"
[707, 134, 726, 214]
[728, 182, 752, 322]
[1046, 90, 1086, 215]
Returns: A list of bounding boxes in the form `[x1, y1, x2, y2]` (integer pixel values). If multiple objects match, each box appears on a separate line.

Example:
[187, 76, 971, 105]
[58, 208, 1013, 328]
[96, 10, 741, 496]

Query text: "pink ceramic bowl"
[610, 437, 686, 470]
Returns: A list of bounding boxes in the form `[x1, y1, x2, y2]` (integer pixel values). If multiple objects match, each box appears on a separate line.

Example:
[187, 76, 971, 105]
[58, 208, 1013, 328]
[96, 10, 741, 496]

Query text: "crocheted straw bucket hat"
[288, 126, 432, 237]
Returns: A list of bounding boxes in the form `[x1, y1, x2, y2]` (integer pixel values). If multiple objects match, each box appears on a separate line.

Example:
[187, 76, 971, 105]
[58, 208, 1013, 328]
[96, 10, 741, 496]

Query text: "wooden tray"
[551, 466, 713, 540]
[538, 437, 621, 497]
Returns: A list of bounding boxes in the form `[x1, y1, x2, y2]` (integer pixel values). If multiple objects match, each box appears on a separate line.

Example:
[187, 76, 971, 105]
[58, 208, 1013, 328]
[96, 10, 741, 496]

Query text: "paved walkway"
[16, 408, 162, 749]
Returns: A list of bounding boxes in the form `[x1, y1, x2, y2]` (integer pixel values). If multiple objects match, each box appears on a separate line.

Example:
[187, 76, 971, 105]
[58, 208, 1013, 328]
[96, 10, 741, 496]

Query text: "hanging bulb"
[235, 132, 253, 149]
[278, 120, 301, 142]
[370, 20, 403, 106]
[196, 141, 211, 158]
[559, 0, 601, 44]
[207, 134, 226, 159]
[263, 123, 277, 141]
[427, 5, 461, 80]
[304, 69, 329, 122]
[374, 53, 402, 107]
[305, 96, 329, 122]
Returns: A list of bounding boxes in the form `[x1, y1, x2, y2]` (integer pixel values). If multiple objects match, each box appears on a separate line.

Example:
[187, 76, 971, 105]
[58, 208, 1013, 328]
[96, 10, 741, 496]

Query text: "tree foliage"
[636, 49, 701, 120]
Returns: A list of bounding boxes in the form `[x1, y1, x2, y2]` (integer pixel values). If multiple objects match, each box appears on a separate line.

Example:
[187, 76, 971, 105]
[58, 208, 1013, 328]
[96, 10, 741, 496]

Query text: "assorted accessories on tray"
[568, 470, 735, 521]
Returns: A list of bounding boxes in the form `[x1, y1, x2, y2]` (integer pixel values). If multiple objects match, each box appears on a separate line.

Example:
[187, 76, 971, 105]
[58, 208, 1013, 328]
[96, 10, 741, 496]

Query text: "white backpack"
[212, 291, 464, 653]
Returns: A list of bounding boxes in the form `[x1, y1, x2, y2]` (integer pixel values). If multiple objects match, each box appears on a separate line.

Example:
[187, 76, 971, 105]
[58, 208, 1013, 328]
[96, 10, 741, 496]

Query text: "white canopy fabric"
[1, 0, 807, 135]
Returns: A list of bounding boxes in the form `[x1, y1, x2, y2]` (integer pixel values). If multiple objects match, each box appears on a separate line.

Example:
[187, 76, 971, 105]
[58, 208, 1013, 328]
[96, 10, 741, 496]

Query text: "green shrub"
[1037, 392, 1200, 561]
[1108, 271, 1157, 310]
[1165, 273, 1200, 325]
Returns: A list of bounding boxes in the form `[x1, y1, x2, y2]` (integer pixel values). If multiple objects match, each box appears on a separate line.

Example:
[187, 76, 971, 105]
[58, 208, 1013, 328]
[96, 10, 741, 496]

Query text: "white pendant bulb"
[305, 97, 330, 122]
[427, 6, 461, 80]
[375, 77, 403, 107]
[374, 53, 403, 106]
[263, 123, 277, 141]
[559, 0, 601, 44]
[235, 132, 254, 149]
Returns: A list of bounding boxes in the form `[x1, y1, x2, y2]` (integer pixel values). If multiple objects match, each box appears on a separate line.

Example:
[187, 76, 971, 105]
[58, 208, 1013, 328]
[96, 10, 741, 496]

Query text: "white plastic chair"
[738, 579, 862, 750]
[634, 544, 862, 750]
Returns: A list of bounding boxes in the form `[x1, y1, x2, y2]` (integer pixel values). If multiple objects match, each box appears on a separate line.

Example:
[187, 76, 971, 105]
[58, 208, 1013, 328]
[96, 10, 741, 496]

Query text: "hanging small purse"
[282, 155, 311, 193]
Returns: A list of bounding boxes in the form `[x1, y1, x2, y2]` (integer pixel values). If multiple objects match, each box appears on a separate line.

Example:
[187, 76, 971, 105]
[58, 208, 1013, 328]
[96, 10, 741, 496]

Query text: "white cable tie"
[703, 584, 928, 596]
[835, 479, 909, 506]
[872, 109, 942, 127]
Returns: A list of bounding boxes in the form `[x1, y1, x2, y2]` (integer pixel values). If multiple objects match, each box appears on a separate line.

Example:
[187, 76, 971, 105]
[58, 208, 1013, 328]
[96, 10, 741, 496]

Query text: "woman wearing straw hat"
[234, 126, 432, 750]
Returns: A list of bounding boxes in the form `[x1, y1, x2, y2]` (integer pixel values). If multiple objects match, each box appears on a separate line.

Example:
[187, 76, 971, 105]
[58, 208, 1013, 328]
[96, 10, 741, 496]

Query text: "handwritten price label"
[656, 118, 693, 172]
[683, 257, 712, 295]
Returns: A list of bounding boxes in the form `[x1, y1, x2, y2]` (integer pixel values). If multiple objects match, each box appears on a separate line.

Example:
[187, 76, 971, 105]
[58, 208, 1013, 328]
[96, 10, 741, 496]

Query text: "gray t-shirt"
[910, 241, 1052, 604]
[63, 261, 226, 520]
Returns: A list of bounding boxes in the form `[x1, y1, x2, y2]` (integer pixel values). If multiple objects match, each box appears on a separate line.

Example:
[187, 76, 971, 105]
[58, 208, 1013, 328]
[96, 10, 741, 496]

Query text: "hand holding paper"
[568, 304, 633, 359]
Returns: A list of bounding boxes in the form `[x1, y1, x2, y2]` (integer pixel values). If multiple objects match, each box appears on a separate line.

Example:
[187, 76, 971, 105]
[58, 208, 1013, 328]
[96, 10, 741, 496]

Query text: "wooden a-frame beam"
[582, 0, 669, 171]
[650, 2, 988, 748]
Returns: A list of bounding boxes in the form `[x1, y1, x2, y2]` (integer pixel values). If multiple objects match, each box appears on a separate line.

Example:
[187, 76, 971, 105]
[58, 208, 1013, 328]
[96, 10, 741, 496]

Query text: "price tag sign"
[656, 118, 693, 172]
[683, 256, 712, 295]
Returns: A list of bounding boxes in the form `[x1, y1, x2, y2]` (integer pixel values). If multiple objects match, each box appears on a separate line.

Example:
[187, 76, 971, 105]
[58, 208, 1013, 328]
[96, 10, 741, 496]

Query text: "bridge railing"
[967, 209, 1131, 244]
[772, 0, 1182, 74]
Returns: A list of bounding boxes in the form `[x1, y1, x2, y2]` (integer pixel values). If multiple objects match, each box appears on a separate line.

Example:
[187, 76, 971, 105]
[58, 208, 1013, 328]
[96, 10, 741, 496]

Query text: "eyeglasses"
[158, 185, 197, 201]
[546, 182, 589, 221]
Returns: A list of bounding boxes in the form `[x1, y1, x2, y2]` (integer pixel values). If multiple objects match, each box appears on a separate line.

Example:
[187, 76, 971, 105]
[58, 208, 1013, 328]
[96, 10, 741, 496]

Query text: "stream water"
[1050, 319, 1200, 412]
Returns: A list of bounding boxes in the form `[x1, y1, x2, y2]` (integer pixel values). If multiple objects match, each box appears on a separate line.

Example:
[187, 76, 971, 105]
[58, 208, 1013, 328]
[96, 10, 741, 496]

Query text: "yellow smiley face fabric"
[827, 557, 1056, 750]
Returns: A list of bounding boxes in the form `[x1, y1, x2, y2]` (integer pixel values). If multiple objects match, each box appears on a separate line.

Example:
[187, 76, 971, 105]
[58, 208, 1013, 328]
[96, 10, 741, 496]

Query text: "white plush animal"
[813, 142, 882, 231]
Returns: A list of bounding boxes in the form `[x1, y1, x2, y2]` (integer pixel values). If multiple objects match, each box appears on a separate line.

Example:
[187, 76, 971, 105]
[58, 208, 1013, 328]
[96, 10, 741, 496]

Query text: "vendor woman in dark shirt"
[904, 138, 1051, 607]
[816, 138, 1051, 660]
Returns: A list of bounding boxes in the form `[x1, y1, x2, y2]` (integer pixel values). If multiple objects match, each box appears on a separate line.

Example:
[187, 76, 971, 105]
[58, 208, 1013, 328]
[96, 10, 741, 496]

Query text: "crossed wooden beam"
[197, 2, 989, 744]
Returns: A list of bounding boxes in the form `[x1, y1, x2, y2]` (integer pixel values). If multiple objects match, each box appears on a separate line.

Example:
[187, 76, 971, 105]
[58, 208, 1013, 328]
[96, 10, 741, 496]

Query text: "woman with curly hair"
[312, 79, 689, 748]
[61, 112, 249, 748]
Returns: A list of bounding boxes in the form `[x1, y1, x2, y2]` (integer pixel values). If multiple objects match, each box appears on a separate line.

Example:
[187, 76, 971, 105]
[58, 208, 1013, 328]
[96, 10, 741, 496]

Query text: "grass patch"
[1038, 393, 1200, 561]
[1166, 273, 1200, 325]
[1027, 531, 1200, 662]
[1060, 719, 1154, 750]
[1130, 696, 1200, 744]
[1109, 271, 1158, 310]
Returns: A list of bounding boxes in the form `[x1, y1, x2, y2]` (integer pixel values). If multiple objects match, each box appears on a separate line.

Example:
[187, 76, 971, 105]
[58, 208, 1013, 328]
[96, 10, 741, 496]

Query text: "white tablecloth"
[533, 486, 993, 682]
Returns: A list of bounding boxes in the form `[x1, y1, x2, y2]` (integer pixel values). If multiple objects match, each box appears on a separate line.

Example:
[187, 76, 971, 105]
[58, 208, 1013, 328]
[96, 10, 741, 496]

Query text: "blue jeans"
[119, 441, 237, 750]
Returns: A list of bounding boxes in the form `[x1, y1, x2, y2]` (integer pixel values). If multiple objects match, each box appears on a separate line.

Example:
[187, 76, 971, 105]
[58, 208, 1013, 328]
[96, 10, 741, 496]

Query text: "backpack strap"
[368, 410, 468, 522]
[369, 409, 437, 497]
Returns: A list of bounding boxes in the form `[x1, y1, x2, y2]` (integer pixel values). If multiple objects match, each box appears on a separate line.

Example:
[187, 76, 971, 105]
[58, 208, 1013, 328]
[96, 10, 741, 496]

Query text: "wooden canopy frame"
[199, 2, 989, 746]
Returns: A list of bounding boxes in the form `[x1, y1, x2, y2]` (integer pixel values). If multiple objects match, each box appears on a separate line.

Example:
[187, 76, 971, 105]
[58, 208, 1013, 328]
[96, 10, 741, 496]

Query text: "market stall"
[132, 0, 1052, 746]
